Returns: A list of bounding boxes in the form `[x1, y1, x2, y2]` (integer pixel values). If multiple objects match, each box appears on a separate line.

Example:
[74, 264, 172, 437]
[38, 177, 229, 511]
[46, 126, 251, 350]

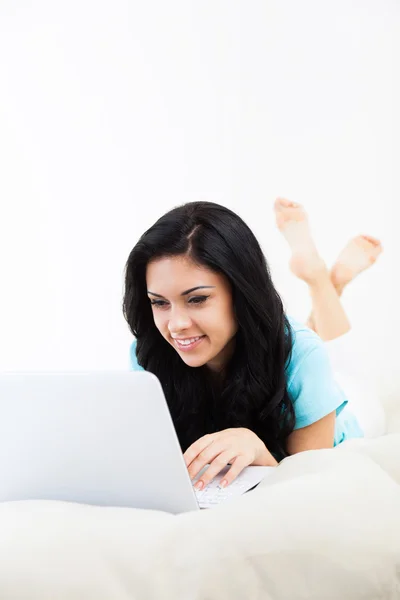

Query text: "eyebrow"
[147, 286, 216, 298]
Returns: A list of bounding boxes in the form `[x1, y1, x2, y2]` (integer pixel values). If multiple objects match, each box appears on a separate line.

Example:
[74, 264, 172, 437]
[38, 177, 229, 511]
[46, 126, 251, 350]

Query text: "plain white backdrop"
[0, 1, 399, 389]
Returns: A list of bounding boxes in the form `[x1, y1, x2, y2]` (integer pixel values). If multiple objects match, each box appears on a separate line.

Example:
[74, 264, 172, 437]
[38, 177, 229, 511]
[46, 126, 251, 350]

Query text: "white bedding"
[1, 410, 399, 599]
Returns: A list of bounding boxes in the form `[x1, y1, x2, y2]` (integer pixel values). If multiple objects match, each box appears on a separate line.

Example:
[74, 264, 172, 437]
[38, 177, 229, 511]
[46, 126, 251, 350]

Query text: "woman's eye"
[189, 296, 208, 305]
[149, 296, 208, 308]
[150, 300, 168, 308]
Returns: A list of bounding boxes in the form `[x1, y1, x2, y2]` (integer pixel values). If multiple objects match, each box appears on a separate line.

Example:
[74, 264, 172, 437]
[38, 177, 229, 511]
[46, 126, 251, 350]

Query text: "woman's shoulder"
[285, 315, 325, 378]
[286, 315, 323, 349]
[284, 315, 349, 431]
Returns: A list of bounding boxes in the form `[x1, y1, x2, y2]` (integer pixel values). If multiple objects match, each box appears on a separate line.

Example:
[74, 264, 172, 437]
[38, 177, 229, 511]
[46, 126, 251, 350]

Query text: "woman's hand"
[183, 427, 278, 490]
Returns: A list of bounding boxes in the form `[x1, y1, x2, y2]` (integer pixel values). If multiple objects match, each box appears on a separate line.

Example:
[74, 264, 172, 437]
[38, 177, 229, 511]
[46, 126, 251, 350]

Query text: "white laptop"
[0, 371, 271, 513]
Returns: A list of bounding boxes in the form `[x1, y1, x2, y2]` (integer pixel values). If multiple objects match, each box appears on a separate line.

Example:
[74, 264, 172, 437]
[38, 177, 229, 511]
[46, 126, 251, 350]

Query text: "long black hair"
[123, 201, 295, 460]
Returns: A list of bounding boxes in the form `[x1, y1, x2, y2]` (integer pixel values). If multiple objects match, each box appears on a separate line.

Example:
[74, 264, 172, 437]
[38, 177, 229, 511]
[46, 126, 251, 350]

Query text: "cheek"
[205, 306, 237, 339]
[222, 306, 237, 338]
[222, 315, 237, 338]
[152, 310, 168, 334]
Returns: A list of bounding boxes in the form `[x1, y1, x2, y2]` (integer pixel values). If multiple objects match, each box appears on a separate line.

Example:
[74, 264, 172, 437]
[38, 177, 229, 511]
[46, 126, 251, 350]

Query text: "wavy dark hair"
[123, 201, 295, 460]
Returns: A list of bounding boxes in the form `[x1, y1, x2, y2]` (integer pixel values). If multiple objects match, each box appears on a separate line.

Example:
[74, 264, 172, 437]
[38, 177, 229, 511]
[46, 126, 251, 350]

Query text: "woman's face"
[146, 256, 238, 372]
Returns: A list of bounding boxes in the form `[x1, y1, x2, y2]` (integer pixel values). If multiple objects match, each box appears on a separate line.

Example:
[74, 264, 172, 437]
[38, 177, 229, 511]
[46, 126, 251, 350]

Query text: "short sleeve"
[130, 341, 144, 371]
[287, 342, 348, 430]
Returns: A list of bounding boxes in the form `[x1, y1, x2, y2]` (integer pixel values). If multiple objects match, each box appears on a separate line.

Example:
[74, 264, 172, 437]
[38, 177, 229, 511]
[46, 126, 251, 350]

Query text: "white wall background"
[0, 0, 399, 383]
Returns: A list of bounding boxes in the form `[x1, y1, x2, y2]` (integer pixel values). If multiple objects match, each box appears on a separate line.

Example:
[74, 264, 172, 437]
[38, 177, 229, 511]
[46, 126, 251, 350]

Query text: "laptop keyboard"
[192, 465, 272, 508]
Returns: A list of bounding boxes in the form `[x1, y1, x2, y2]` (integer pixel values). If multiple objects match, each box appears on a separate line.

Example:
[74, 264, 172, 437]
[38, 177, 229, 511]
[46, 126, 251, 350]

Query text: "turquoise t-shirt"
[129, 316, 363, 447]
[284, 316, 363, 445]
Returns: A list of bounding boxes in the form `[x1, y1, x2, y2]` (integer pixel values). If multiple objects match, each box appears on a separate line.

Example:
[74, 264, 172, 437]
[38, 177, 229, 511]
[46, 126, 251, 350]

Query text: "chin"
[177, 352, 209, 368]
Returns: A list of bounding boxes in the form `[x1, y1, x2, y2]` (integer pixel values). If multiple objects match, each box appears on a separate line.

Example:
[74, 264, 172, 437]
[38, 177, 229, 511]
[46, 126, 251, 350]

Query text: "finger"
[362, 234, 381, 246]
[187, 442, 226, 481]
[195, 451, 235, 489]
[183, 434, 214, 468]
[219, 456, 250, 488]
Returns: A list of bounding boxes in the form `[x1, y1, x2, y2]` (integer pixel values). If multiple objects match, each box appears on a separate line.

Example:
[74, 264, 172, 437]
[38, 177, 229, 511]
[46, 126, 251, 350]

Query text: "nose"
[168, 306, 193, 335]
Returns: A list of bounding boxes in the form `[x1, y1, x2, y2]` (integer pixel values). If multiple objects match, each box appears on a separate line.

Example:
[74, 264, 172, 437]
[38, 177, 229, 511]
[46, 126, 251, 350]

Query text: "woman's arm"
[286, 410, 336, 454]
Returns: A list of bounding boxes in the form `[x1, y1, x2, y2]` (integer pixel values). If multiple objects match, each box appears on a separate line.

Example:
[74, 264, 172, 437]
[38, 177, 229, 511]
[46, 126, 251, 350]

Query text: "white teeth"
[176, 336, 201, 346]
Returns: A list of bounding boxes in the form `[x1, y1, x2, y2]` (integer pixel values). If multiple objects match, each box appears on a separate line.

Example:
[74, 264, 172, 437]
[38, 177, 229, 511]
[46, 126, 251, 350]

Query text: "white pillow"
[0, 442, 399, 599]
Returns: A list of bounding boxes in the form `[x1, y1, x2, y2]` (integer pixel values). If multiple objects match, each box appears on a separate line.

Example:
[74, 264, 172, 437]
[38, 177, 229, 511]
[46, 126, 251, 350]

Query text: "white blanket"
[1, 412, 399, 599]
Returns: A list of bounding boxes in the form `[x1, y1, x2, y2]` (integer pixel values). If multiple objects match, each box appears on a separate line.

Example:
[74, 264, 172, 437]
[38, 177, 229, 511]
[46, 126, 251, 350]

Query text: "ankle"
[289, 252, 327, 285]
[303, 263, 331, 288]
[332, 280, 346, 297]
[330, 264, 352, 292]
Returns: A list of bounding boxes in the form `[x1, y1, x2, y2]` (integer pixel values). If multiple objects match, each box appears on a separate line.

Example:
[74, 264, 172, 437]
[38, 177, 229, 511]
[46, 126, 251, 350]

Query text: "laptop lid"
[0, 371, 199, 514]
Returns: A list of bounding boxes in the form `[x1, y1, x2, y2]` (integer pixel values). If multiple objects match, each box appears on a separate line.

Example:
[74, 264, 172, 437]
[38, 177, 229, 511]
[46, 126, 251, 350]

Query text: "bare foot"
[331, 235, 383, 289]
[274, 198, 326, 284]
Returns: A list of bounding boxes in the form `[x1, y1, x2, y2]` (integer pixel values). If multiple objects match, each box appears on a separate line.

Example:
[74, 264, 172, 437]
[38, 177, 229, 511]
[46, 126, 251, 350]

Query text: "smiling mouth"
[173, 336, 205, 351]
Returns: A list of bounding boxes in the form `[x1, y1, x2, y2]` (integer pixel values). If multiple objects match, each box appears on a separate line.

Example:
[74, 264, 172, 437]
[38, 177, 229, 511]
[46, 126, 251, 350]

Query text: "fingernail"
[220, 479, 228, 488]
[194, 481, 204, 490]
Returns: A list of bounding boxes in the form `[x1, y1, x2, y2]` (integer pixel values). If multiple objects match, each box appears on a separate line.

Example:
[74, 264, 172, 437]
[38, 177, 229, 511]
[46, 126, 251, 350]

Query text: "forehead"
[146, 256, 224, 293]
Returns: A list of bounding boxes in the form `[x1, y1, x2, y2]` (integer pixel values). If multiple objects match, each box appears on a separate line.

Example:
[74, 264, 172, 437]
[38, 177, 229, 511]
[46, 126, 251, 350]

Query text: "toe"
[275, 197, 299, 210]
[361, 234, 382, 247]
[352, 235, 383, 261]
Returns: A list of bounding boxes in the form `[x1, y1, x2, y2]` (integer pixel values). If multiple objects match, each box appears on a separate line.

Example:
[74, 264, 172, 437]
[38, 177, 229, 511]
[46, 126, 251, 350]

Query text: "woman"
[123, 198, 383, 490]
